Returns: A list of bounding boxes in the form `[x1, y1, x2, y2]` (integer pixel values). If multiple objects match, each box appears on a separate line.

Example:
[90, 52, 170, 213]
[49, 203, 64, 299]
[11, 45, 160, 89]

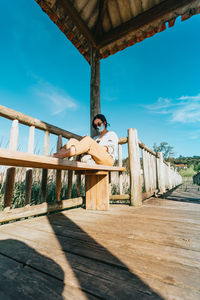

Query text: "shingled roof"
[35, 0, 200, 63]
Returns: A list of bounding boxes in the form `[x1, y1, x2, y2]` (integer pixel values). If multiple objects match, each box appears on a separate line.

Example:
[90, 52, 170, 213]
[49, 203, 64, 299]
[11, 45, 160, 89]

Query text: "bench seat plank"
[0, 148, 125, 172]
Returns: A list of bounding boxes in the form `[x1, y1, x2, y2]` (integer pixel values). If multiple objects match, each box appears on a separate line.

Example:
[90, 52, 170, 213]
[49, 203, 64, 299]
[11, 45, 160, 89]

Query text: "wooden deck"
[0, 183, 200, 299]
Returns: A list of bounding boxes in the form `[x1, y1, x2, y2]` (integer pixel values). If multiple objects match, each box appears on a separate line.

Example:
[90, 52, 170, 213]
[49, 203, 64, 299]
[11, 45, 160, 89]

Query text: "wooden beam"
[4, 120, 19, 208]
[85, 172, 109, 210]
[0, 148, 126, 172]
[128, 128, 142, 206]
[90, 47, 101, 137]
[0, 104, 81, 140]
[94, 0, 108, 38]
[0, 198, 83, 223]
[97, 0, 195, 48]
[60, 0, 97, 48]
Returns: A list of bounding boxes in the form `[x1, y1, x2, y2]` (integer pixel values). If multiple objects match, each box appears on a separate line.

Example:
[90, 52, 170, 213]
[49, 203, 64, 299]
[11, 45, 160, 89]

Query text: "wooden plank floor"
[0, 183, 200, 299]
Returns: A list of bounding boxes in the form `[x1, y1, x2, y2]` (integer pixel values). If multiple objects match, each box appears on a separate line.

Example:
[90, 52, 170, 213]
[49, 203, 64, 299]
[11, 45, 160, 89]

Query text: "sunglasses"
[94, 121, 103, 128]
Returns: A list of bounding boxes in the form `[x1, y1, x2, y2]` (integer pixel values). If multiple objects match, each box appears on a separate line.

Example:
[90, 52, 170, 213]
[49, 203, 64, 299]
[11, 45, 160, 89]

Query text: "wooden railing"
[0, 105, 182, 222]
[112, 128, 182, 206]
[0, 105, 83, 222]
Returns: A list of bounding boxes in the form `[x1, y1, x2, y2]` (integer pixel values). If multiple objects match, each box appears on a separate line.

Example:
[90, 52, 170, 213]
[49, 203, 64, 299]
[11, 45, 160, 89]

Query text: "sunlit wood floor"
[0, 183, 200, 299]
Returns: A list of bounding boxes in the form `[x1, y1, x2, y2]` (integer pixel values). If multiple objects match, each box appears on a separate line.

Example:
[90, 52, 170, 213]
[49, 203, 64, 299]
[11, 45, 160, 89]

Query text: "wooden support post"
[118, 144, 123, 194]
[56, 135, 62, 202]
[158, 152, 166, 193]
[142, 149, 150, 193]
[154, 155, 157, 189]
[25, 126, 35, 205]
[90, 47, 100, 137]
[41, 130, 49, 202]
[109, 172, 112, 196]
[4, 120, 19, 209]
[168, 164, 172, 189]
[76, 173, 81, 197]
[67, 157, 73, 199]
[149, 154, 154, 191]
[152, 154, 157, 190]
[128, 128, 142, 206]
[156, 154, 160, 190]
[85, 171, 109, 210]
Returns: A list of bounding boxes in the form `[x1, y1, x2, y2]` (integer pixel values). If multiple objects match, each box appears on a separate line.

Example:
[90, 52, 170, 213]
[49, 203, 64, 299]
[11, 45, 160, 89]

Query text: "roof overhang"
[34, 0, 200, 62]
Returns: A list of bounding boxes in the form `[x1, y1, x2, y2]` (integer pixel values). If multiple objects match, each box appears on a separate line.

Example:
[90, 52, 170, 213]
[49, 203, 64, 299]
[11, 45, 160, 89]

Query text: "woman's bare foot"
[52, 146, 76, 159]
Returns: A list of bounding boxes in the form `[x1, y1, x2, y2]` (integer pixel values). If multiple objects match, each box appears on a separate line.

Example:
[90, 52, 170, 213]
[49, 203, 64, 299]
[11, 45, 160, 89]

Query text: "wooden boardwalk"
[0, 183, 200, 299]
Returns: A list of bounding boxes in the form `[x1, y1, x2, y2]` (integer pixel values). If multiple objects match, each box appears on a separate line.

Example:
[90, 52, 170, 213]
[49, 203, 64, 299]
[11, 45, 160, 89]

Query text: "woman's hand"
[104, 146, 109, 152]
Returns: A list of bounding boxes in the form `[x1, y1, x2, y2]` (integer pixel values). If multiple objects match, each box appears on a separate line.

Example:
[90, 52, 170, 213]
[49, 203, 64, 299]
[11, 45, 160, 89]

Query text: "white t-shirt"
[93, 131, 118, 161]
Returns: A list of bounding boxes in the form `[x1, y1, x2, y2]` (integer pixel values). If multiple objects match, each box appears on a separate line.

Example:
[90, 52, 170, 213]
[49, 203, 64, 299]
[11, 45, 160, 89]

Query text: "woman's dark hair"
[92, 114, 108, 129]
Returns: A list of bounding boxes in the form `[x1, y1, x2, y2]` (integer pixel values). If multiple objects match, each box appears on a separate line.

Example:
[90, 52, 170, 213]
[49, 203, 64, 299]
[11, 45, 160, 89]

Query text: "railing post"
[142, 149, 149, 193]
[4, 120, 19, 209]
[118, 143, 123, 195]
[41, 130, 49, 202]
[67, 157, 73, 199]
[76, 173, 81, 197]
[25, 126, 35, 205]
[157, 152, 166, 193]
[167, 162, 172, 190]
[128, 128, 142, 206]
[56, 135, 62, 202]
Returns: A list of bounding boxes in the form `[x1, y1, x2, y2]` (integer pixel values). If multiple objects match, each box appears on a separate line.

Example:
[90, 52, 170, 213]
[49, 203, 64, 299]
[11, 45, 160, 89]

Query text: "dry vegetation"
[0, 167, 131, 211]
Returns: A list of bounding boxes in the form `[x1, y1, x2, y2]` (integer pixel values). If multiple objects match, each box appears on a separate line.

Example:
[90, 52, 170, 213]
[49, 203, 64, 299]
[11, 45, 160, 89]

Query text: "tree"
[153, 142, 174, 160]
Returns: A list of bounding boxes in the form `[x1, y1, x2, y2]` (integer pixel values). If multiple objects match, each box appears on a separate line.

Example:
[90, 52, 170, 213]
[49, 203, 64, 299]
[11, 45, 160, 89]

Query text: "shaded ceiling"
[35, 0, 200, 62]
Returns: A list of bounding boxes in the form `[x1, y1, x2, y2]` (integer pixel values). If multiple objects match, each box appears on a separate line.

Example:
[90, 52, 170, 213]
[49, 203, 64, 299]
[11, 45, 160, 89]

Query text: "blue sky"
[0, 0, 200, 157]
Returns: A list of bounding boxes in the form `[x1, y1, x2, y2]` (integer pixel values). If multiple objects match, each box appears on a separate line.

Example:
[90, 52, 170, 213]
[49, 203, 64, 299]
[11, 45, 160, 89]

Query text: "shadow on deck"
[0, 184, 200, 299]
[162, 182, 200, 205]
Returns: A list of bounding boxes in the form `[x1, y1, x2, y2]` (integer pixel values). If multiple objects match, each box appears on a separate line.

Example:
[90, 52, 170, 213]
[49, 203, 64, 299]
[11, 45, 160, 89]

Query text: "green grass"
[179, 166, 197, 177]
[0, 172, 85, 211]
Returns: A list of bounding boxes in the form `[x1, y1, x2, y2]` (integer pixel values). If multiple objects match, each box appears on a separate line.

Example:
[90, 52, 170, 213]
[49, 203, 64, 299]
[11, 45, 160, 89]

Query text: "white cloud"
[145, 97, 172, 111]
[171, 102, 200, 123]
[144, 94, 200, 124]
[32, 78, 78, 115]
[189, 129, 200, 140]
[178, 94, 200, 101]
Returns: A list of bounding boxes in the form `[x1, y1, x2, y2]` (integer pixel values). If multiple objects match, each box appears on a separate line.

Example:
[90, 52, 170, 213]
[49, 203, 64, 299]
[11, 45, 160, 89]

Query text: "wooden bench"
[0, 148, 125, 211]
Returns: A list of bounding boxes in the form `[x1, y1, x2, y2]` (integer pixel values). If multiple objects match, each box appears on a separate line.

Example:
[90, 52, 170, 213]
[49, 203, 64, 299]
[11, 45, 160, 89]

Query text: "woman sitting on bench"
[53, 114, 118, 166]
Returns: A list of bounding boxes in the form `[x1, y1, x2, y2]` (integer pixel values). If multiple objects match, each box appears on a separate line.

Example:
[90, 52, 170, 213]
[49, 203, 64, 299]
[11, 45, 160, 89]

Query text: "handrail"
[0, 105, 182, 221]
[0, 104, 81, 140]
[119, 136, 157, 156]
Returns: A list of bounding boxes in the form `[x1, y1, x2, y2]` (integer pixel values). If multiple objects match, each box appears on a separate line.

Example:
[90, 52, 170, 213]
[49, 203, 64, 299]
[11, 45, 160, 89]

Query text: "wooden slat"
[25, 169, 33, 205]
[85, 172, 109, 210]
[76, 173, 81, 197]
[0, 148, 126, 172]
[94, 0, 108, 37]
[157, 151, 166, 193]
[1, 197, 200, 299]
[110, 194, 130, 200]
[97, 0, 196, 48]
[118, 136, 127, 144]
[118, 143, 123, 195]
[128, 128, 142, 206]
[142, 149, 149, 193]
[0, 197, 83, 223]
[25, 126, 35, 205]
[60, 0, 97, 47]
[0, 252, 95, 300]
[4, 120, 19, 209]
[41, 130, 50, 203]
[67, 170, 73, 199]
[0, 104, 81, 140]
[56, 135, 62, 202]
